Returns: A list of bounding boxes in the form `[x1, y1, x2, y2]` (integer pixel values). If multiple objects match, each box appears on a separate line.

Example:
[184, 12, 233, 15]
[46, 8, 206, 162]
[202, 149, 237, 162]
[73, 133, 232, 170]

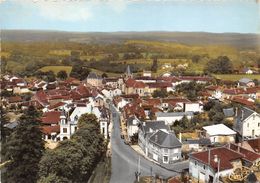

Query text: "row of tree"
[1, 107, 106, 183]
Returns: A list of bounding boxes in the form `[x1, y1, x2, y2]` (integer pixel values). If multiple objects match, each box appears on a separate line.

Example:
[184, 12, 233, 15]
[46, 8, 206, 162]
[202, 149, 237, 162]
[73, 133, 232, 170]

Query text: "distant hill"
[2, 29, 260, 50]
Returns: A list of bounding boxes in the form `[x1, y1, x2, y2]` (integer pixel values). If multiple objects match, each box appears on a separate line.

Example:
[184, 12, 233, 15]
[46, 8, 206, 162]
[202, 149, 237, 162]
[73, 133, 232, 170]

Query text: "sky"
[0, 0, 259, 33]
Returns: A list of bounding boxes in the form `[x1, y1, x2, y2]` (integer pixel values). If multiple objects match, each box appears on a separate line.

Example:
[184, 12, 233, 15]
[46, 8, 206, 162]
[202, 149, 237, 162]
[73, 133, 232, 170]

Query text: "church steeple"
[125, 65, 133, 78]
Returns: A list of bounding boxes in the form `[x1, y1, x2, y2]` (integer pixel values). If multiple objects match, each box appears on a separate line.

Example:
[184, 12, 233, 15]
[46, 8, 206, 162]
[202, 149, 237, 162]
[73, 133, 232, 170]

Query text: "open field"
[213, 74, 260, 81]
[49, 49, 71, 56]
[39, 66, 72, 75]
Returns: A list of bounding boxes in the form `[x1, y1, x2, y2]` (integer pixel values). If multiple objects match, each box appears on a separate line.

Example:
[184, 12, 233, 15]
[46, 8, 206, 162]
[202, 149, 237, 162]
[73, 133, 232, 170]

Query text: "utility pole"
[135, 156, 141, 182]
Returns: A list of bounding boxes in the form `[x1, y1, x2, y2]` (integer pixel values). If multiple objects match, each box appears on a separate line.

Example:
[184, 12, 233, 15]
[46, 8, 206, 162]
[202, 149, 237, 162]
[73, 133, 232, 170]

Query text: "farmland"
[213, 74, 260, 81]
[39, 66, 72, 75]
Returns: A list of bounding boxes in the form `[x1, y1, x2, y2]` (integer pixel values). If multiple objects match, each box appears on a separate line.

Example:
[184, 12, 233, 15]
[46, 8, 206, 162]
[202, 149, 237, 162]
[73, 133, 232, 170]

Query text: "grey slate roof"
[140, 121, 169, 134]
[4, 122, 18, 129]
[239, 78, 253, 84]
[126, 65, 132, 75]
[182, 138, 211, 146]
[127, 116, 140, 126]
[87, 72, 102, 79]
[149, 130, 182, 148]
[156, 111, 194, 117]
[238, 107, 255, 122]
[223, 108, 235, 117]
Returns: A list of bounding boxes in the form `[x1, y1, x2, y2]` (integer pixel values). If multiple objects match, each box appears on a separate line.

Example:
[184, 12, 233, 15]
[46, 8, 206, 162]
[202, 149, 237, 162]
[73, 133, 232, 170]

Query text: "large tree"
[38, 113, 106, 182]
[3, 106, 44, 183]
[205, 56, 233, 74]
[57, 70, 68, 80]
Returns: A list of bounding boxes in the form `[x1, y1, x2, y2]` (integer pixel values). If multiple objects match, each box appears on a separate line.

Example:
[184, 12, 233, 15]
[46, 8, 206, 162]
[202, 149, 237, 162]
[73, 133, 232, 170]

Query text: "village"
[1, 63, 260, 183]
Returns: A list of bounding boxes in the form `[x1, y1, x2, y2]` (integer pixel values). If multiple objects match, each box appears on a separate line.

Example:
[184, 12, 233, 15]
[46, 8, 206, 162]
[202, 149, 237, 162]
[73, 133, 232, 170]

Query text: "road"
[109, 104, 185, 183]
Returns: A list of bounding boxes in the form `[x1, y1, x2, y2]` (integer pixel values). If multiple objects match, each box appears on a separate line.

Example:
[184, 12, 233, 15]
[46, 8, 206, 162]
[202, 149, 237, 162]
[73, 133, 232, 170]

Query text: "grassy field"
[39, 66, 72, 75]
[49, 50, 71, 56]
[213, 74, 260, 81]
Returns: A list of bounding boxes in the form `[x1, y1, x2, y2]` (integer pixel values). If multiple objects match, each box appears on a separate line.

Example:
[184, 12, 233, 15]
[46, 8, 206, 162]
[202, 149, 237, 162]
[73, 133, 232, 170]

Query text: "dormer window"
[74, 115, 78, 121]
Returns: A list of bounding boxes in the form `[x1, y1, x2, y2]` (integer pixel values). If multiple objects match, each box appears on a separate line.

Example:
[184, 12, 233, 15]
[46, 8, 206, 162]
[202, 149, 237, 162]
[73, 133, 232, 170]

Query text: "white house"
[233, 107, 260, 139]
[189, 145, 260, 183]
[127, 115, 140, 139]
[138, 121, 182, 164]
[189, 147, 243, 183]
[184, 102, 203, 113]
[202, 124, 236, 144]
[155, 111, 194, 125]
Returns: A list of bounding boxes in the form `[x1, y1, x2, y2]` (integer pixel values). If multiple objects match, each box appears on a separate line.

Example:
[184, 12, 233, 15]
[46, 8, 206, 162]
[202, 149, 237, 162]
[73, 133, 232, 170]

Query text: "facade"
[138, 121, 182, 164]
[189, 147, 244, 183]
[202, 124, 236, 144]
[155, 111, 193, 125]
[127, 115, 140, 139]
[86, 72, 103, 87]
[233, 107, 260, 139]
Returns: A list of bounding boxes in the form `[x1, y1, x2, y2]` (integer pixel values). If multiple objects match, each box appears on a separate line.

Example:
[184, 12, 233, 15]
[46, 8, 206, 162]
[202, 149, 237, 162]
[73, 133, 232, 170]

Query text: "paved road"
[109, 104, 184, 183]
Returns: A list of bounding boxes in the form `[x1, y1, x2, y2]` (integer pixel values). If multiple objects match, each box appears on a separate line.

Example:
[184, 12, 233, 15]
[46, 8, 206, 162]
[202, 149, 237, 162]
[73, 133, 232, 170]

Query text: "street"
[109, 104, 184, 183]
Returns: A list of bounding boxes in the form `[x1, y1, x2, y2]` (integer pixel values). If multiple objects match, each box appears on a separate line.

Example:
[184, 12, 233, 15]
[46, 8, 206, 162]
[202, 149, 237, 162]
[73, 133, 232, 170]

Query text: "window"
[63, 128, 67, 133]
[75, 127, 77, 131]
[253, 115, 256, 120]
[203, 165, 206, 169]
[258, 123, 260, 127]
[247, 123, 249, 128]
[102, 127, 105, 134]
[163, 156, 168, 163]
[195, 161, 197, 166]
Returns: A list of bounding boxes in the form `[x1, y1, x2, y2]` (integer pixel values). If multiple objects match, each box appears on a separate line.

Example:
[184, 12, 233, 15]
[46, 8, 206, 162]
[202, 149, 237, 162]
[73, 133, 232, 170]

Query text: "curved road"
[109, 104, 180, 183]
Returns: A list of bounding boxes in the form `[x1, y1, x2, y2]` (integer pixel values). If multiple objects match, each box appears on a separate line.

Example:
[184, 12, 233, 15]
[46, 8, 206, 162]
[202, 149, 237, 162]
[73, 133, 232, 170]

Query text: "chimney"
[179, 132, 182, 143]
[208, 149, 211, 165]
[155, 134, 158, 142]
[241, 110, 244, 120]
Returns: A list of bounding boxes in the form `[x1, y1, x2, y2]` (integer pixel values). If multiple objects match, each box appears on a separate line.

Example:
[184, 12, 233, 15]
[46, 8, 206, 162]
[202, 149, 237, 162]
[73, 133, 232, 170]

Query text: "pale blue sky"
[0, 0, 259, 33]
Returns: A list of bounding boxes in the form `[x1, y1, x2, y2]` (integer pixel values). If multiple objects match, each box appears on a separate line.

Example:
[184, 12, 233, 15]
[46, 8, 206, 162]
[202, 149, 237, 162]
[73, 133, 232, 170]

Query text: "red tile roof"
[247, 139, 260, 153]
[48, 102, 66, 110]
[8, 96, 23, 103]
[125, 78, 146, 88]
[41, 111, 61, 124]
[147, 82, 172, 88]
[230, 97, 255, 108]
[229, 144, 260, 162]
[191, 147, 244, 171]
[41, 125, 60, 135]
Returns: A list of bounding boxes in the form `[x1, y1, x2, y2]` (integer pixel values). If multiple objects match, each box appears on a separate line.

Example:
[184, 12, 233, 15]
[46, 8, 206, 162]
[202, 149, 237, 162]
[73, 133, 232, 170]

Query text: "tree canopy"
[205, 56, 233, 74]
[3, 106, 44, 183]
[38, 113, 106, 182]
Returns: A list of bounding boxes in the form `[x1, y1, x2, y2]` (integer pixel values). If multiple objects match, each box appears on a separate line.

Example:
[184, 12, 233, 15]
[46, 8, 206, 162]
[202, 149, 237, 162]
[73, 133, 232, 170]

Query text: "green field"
[39, 66, 72, 75]
[213, 74, 260, 81]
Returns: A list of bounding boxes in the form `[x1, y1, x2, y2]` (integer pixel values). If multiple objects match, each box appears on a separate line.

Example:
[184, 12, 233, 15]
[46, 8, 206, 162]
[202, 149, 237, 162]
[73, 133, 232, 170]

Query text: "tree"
[205, 56, 233, 74]
[3, 106, 44, 183]
[77, 113, 99, 129]
[57, 70, 68, 80]
[0, 107, 11, 143]
[152, 89, 168, 98]
[70, 65, 91, 80]
[44, 71, 56, 82]
[102, 73, 108, 78]
[38, 113, 105, 182]
[37, 173, 71, 183]
[151, 57, 158, 72]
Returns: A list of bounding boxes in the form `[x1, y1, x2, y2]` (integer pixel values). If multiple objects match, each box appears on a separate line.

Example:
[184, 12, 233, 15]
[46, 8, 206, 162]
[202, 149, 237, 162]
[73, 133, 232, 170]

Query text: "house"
[138, 121, 182, 164]
[143, 70, 152, 77]
[202, 124, 236, 144]
[233, 107, 260, 139]
[86, 72, 103, 87]
[189, 147, 244, 182]
[103, 77, 119, 88]
[242, 68, 254, 75]
[238, 78, 255, 88]
[155, 111, 193, 125]
[184, 102, 203, 113]
[181, 138, 211, 152]
[127, 115, 140, 139]
[123, 78, 148, 96]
